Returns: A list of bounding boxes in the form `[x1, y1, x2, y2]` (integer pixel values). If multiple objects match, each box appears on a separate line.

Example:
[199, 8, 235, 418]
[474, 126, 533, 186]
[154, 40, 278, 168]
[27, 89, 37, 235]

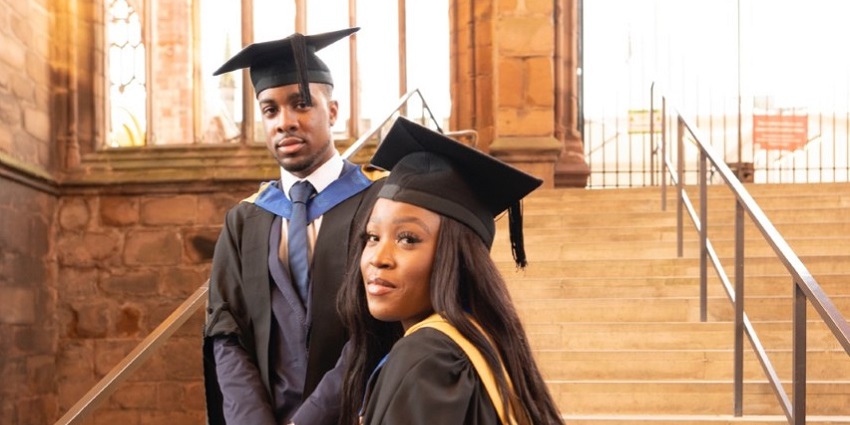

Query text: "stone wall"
[0, 0, 52, 168]
[0, 0, 58, 423]
[450, 0, 586, 187]
[0, 180, 58, 424]
[151, 0, 194, 145]
[53, 185, 254, 424]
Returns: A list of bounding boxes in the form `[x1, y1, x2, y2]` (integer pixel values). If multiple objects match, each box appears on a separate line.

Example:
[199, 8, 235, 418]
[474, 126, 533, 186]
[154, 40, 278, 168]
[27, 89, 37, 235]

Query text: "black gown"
[203, 166, 384, 425]
[361, 327, 501, 424]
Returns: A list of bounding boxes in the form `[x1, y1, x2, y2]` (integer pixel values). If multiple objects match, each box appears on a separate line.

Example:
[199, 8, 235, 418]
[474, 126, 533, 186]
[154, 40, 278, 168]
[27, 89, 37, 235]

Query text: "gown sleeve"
[290, 341, 351, 425]
[213, 336, 276, 425]
[362, 328, 501, 425]
[205, 207, 246, 339]
[204, 205, 272, 423]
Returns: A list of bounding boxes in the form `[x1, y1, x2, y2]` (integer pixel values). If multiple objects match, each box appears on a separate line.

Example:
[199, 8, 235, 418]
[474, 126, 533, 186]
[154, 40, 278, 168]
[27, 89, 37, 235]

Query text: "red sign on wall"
[753, 114, 809, 151]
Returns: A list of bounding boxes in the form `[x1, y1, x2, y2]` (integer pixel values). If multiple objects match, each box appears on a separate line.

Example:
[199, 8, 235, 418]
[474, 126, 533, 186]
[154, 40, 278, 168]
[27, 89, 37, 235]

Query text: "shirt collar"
[280, 150, 344, 199]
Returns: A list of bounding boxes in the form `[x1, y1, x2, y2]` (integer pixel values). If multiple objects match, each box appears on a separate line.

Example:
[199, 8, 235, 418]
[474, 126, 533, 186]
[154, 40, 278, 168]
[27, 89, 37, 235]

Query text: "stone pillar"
[450, 1, 496, 151]
[450, 0, 585, 188]
[150, 0, 194, 145]
[553, 0, 590, 187]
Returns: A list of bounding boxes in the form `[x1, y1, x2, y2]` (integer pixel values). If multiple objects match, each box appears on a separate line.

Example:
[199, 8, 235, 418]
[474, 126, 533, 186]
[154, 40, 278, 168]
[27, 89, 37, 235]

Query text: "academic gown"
[203, 165, 384, 425]
[361, 328, 501, 425]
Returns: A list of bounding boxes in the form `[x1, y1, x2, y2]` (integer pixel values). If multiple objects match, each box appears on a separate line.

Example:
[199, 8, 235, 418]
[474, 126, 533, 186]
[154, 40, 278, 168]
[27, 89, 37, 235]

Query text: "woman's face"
[360, 198, 441, 330]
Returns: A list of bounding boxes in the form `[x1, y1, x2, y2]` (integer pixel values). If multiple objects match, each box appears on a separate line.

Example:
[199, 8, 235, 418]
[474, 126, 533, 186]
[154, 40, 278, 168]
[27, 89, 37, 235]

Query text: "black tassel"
[508, 201, 528, 269]
[291, 34, 312, 106]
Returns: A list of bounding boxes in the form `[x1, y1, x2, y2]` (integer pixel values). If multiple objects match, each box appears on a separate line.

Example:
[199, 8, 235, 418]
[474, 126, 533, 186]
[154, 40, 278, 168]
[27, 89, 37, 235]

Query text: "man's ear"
[328, 100, 339, 127]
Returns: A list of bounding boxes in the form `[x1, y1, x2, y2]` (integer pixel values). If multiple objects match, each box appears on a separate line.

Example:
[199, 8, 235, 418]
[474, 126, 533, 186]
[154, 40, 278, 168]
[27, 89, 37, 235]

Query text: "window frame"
[103, 0, 381, 149]
[58, 0, 442, 185]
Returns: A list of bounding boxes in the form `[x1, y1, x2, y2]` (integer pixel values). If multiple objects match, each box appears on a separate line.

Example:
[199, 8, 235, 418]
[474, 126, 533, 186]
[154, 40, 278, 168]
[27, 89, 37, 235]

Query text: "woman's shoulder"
[374, 327, 483, 398]
[385, 327, 471, 371]
[365, 327, 500, 424]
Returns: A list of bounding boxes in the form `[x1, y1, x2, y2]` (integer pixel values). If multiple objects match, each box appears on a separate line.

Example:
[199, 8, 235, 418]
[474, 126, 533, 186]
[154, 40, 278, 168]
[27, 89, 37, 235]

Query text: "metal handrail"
[54, 88, 457, 425]
[651, 83, 850, 425]
[55, 281, 209, 424]
[342, 88, 444, 158]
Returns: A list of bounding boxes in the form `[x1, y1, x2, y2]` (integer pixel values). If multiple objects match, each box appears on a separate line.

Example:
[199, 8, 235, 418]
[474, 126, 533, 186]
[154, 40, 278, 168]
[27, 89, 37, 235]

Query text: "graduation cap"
[212, 27, 359, 105]
[371, 117, 543, 268]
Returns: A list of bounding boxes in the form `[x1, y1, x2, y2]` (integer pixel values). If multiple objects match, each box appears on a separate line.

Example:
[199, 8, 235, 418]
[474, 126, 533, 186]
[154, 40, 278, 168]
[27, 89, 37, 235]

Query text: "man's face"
[258, 83, 339, 178]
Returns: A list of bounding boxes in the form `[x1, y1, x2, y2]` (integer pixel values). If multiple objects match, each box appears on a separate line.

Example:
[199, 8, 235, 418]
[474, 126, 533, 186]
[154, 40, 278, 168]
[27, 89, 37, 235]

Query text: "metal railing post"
[676, 116, 684, 257]
[650, 83, 656, 187]
[734, 200, 745, 416]
[698, 150, 708, 322]
[661, 97, 667, 211]
[793, 281, 807, 425]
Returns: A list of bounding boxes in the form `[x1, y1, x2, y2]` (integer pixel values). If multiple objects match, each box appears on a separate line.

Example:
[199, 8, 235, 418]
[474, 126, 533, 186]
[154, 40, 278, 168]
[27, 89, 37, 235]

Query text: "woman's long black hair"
[338, 214, 563, 425]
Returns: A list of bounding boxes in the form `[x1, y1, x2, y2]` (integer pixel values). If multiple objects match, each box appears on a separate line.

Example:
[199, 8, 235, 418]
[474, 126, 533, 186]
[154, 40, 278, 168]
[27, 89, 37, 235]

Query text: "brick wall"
[0, 0, 58, 423]
[53, 186, 253, 424]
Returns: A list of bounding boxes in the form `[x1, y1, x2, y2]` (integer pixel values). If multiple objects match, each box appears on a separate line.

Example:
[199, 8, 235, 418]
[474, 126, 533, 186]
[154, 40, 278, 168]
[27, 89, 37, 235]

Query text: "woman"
[338, 117, 564, 425]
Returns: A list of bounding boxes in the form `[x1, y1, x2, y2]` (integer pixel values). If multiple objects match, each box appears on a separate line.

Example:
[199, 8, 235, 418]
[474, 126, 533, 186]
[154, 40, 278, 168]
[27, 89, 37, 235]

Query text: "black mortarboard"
[212, 27, 359, 105]
[371, 117, 543, 268]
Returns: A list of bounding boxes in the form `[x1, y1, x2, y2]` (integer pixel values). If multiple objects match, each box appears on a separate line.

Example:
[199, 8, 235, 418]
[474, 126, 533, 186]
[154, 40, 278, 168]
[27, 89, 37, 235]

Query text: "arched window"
[106, 0, 147, 147]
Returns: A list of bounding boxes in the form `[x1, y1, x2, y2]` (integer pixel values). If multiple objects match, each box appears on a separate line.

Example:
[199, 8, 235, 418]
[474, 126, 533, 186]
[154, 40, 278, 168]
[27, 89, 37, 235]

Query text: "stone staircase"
[492, 183, 850, 424]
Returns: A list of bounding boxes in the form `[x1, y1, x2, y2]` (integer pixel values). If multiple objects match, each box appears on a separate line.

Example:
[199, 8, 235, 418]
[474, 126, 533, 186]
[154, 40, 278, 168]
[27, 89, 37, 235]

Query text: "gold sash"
[406, 314, 519, 425]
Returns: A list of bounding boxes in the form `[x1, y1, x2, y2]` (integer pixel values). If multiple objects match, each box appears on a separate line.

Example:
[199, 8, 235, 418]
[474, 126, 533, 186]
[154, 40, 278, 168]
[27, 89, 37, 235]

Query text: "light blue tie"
[288, 181, 315, 303]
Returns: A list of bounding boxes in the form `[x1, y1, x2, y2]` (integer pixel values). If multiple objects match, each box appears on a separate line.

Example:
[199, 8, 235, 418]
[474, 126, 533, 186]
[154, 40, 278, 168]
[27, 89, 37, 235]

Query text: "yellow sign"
[628, 109, 662, 134]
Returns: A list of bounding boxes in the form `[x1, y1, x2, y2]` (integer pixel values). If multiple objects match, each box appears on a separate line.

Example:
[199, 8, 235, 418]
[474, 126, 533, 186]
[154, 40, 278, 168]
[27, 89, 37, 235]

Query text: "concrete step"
[737, 182, 850, 196]
[524, 192, 850, 212]
[494, 256, 850, 279]
[560, 414, 850, 424]
[534, 349, 850, 381]
[524, 321, 849, 351]
[551, 380, 850, 416]
[495, 221, 850, 243]
[508, 184, 850, 422]
[490, 237, 850, 262]
[506, 274, 850, 300]
[524, 184, 850, 202]
[515, 296, 850, 323]
[517, 208, 848, 227]
[527, 183, 850, 203]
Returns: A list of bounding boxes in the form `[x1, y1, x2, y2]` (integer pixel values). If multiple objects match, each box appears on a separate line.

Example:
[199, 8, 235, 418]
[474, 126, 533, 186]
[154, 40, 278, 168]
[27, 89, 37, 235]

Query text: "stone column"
[553, 0, 590, 187]
[450, 0, 587, 188]
[150, 0, 194, 145]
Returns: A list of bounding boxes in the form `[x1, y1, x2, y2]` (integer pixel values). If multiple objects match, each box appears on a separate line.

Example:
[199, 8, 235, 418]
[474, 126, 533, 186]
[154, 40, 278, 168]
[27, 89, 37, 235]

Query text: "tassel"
[291, 34, 312, 106]
[508, 201, 528, 269]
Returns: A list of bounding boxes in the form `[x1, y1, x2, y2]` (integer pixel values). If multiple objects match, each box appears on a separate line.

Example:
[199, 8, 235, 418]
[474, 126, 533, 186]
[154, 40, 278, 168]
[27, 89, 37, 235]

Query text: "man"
[203, 27, 382, 425]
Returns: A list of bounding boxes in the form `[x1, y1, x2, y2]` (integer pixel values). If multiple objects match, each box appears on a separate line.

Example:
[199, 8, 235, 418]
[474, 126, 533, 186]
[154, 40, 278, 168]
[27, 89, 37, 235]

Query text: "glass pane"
[406, 0, 450, 130]
[106, 0, 146, 147]
[200, 0, 243, 143]
[254, 0, 296, 43]
[307, 0, 351, 137]
[252, 0, 296, 143]
[357, 0, 400, 134]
